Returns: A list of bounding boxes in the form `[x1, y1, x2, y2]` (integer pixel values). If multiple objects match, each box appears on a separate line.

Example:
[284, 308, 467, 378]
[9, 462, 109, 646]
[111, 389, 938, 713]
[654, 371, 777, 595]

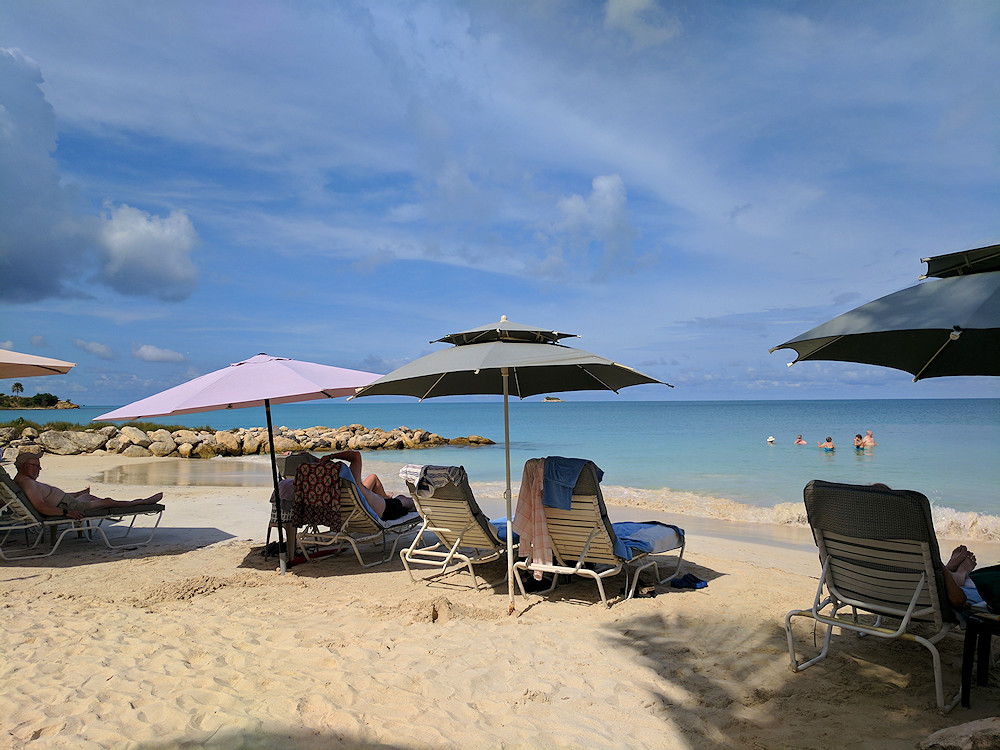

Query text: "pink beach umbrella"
[94, 354, 381, 572]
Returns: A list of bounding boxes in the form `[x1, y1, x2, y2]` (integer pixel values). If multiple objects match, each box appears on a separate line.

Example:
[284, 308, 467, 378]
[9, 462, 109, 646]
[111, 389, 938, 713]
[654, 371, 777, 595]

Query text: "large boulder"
[214, 431, 242, 456]
[267, 435, 302, 453]
[149, 429, 174, 444]
[105, 435, 130, 453]
[920, 718, 1000, 750]
[122, 445, 152, 458]
[0, 426, 18, 444]
[66, 431, 108, 452]
[242, 432, 263, 454]
[37, 430, 82, 455]
[120, 426, 152, 447]
[149, 441, 177, 457]
[177, 442, 195, 458]
[194, 442, 219, 459]
[20, 427, 39, 439]
[172, 430, 202, 446]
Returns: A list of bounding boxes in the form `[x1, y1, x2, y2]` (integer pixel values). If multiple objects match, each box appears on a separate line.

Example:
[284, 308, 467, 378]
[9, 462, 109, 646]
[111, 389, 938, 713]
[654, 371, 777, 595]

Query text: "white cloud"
[604, 0, 681, 50]
[100, 204, 199, 301]
[73, 338, 117, 360]
[0, 341, 13, 350]
[547, 174, 639, 276]
[0, 48, 200, 304]
[30, 335, 45, 347]
[131, 344, 186, 363]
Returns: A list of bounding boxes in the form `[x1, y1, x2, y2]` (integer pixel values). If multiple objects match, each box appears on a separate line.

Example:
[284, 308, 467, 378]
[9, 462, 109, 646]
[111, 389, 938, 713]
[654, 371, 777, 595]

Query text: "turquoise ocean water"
[5, 399, 998, 535]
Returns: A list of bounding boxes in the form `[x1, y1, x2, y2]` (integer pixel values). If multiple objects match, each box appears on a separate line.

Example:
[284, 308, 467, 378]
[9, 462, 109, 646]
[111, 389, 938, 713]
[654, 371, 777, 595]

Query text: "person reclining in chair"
[13, 451, 164, 521]
[321, 450, 415, 521]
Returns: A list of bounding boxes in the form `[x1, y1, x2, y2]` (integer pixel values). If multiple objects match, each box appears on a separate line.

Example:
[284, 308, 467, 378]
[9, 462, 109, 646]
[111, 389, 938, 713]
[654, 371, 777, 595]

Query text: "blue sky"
[1, 0, 997, 406]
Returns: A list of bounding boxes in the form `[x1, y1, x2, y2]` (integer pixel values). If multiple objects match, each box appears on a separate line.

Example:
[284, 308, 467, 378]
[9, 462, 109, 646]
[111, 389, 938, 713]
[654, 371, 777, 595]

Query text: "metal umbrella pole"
[502, 367, 515, 614]
[264, 398, 288, 575]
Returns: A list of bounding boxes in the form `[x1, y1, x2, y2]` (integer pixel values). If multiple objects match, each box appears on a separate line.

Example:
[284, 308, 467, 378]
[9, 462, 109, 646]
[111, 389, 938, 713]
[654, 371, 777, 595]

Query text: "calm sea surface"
[5, 399, 998, 525]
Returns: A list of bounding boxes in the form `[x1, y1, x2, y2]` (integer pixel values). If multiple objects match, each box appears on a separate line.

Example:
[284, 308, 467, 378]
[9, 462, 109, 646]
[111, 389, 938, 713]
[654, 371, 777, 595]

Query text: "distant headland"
[0, 392, 79, 410]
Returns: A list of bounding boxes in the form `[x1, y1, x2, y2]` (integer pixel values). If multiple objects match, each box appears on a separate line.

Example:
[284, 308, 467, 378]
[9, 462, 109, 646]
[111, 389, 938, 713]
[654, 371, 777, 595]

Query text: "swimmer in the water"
[817, 437, 835, 451]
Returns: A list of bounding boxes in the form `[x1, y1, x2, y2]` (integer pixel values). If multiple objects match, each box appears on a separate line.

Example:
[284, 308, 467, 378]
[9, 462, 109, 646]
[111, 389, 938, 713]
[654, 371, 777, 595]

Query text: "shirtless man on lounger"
[13, 451, 163, 521]
[322, 450, 415, 521]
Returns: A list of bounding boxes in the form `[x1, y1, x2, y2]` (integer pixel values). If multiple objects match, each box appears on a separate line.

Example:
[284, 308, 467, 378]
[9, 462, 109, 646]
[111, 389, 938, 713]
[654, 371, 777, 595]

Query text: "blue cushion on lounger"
[490, 518, 519, 544]
[611, 521, 684, 560]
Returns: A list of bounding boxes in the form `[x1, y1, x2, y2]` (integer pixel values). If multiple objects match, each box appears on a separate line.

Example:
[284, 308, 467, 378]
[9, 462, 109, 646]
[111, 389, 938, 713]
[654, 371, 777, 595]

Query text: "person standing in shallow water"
[795, 435, 807, 445]
[817, 437, 835, 451]
[861, 430, 878, 447]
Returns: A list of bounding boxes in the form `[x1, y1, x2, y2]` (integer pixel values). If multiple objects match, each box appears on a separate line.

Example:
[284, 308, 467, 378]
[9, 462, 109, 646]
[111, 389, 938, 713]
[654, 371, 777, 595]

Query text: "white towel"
[398, 464, 467, 499]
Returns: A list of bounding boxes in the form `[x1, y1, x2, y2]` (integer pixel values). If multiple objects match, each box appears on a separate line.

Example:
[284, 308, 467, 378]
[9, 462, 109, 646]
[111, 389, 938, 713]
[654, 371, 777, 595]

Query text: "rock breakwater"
[0, 423, 493, 462]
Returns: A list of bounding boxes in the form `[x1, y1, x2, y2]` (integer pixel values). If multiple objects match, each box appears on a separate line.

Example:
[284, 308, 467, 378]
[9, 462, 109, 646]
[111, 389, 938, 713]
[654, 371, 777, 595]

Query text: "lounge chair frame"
[0, 470, 164, 561]
[785, 479, 960, 712]
[513, 461, 685, 606]
[400, 468, 506, 589]
[296, 463, 420, 568]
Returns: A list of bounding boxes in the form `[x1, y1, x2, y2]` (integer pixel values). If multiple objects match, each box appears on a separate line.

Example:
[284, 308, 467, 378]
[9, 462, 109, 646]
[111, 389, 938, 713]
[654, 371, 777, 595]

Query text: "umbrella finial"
[500, 315, 507, 321]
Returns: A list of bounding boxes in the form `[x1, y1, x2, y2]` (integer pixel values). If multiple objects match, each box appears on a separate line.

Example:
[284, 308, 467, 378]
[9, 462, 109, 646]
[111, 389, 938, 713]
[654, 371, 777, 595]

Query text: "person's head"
[14, 451, 41, 473]
[866, 430, 873, 437]
[856, 434, 863, 440]
[766, 436, 775, 443]
[796, 435, 802, 440]
[826, 437, 832, 443]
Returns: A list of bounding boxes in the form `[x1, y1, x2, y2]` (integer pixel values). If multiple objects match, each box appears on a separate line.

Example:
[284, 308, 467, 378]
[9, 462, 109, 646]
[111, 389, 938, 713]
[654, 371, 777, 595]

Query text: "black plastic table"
[961, 612, 999, 708]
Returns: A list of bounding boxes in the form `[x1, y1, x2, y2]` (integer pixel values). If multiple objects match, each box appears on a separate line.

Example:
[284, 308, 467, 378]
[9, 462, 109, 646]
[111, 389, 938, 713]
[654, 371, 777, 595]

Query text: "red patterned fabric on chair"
[292, 461, 341, 530]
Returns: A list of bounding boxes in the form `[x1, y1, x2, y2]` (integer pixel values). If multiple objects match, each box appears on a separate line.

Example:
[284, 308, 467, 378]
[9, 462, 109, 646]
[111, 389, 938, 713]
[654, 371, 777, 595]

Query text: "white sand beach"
[2, 454, 999, 749]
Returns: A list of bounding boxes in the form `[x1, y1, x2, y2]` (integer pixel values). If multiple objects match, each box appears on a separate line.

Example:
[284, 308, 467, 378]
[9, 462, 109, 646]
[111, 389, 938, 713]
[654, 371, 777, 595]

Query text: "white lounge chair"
[295, 460, 421, 567]
[513, 458, 685, 606]
[0, 468, 164, 560]
[785, 479, 961, 711]
[398, 464, 507, 589]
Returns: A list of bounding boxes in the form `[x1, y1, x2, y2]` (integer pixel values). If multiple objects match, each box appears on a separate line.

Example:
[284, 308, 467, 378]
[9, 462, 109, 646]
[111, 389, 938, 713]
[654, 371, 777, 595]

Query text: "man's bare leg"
[363, 474, 389, 498]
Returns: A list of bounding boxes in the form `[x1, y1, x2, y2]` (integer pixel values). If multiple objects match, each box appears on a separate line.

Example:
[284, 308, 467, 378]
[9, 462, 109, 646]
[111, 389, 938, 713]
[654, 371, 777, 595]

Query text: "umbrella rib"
[576, 365, 618, 393]
[911, 331, 959, 382]
[420, 372, 448, 400]
[795, 335, 844, 363]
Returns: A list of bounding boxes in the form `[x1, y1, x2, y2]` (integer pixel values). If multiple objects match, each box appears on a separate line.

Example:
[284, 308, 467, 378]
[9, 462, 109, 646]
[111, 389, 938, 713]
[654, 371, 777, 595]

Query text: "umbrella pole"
[265, 399, 288, 575]
[503, 367, 515, 615]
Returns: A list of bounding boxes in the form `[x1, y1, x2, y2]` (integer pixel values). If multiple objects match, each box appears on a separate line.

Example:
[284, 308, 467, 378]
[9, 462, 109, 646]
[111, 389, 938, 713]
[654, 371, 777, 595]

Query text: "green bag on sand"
[969, 565, 1000, 614]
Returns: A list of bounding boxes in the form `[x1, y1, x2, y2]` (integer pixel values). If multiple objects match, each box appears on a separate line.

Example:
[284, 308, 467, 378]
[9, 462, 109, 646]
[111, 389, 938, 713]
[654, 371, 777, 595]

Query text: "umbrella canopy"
[95, 353, 378, 420]
[353, 316, 670, 611]
[0, 349, 76, 379]
[770, 268, 1000, 381]
[95, 354, 381, 572]
[921, 243, 1000, 279]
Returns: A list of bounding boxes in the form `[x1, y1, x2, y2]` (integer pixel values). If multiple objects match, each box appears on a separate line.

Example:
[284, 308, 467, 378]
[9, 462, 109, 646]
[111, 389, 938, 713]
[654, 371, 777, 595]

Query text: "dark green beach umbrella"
[353, 316, 670, 611]
[770, 246, 1000, 381]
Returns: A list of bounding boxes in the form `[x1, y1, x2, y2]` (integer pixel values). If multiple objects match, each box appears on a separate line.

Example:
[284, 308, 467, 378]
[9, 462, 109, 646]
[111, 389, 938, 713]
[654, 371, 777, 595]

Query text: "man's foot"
[946, 545, 970, 572]
[134, 492, 163, 504]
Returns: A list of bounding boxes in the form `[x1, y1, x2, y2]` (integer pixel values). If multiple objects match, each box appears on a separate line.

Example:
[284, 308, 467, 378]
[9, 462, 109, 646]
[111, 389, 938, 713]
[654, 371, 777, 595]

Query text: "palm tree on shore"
[11, 382, 23, 396]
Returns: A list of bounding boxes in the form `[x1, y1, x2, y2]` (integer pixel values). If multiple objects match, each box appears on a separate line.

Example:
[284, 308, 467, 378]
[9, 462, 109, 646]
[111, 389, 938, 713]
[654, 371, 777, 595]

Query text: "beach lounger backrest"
[0, 468, 44, 526]
[545, 461, 621, 567]
[803, 479, 955, 626]
[404, 471, 501, 550]
[786, 479, 960, 710]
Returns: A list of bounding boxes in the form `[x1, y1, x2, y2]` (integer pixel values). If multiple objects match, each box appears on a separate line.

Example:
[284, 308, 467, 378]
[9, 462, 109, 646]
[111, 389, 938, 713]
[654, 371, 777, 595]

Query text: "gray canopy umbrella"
[770, 248, 1000, 382]
[352, 316, 670, 611]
